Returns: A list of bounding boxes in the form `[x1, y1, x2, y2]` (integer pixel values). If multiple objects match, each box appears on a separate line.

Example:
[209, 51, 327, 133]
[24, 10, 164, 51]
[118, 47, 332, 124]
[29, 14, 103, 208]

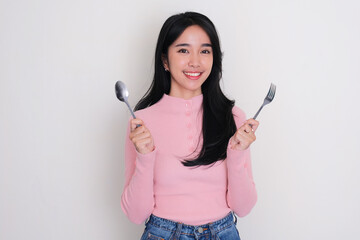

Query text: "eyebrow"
[174, 43, 212, 47]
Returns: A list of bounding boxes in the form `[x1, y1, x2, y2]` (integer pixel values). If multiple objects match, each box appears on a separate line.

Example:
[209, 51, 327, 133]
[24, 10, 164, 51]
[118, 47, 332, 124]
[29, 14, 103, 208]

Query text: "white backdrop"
[1, 0, 359, 239]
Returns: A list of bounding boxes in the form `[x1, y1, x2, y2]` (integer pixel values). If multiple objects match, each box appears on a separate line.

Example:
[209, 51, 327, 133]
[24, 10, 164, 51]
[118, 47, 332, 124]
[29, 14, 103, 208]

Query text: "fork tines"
[267, 83, 276, 101]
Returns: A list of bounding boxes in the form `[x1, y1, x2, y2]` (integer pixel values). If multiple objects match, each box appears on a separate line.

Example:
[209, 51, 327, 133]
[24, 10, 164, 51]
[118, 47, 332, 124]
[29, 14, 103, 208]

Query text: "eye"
[178, 49, 189, 53]
[201, 49, 211, 54]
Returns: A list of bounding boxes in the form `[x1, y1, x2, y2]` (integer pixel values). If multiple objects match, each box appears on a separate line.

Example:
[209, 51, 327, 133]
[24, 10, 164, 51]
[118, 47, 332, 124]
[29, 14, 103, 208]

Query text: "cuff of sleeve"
[135, 148, 157, 170]
[226, 142, 249, 170]
[136, 147, 157, 159]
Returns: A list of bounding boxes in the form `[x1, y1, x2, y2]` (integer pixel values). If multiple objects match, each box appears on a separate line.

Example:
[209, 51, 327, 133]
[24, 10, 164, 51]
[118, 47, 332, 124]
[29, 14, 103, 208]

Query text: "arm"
[226, 107, 258, 217]
[120, 119, 156, 224]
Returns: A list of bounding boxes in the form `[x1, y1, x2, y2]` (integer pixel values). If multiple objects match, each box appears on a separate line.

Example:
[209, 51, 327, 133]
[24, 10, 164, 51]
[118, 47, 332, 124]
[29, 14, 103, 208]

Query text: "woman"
[121, 12, 259, 240]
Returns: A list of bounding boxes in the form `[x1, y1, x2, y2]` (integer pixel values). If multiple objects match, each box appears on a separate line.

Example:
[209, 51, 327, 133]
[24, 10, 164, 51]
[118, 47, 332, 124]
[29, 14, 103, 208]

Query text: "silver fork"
[253, 83, 276, 120]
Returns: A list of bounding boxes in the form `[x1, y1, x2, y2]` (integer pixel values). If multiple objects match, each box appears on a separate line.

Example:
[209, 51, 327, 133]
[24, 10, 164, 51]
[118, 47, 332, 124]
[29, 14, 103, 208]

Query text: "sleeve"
[120, 119, 157, 224]
[226, 106, 257, 217]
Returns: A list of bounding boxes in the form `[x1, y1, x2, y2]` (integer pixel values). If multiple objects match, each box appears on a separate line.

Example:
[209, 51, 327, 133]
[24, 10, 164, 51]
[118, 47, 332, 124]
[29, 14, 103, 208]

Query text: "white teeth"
[184, 72, 201, 77]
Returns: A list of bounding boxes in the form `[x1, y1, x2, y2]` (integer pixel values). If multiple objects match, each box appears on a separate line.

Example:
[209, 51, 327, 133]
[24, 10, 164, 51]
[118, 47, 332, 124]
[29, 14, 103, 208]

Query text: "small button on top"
[198, 227, 204, 233]
[185, 111, 191, 116]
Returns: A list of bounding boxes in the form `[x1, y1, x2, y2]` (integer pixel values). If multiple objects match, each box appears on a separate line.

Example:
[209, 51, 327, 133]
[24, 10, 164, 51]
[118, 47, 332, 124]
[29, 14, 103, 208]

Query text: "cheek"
[202, 57, 213, 69]
[169, 57, 187, 69]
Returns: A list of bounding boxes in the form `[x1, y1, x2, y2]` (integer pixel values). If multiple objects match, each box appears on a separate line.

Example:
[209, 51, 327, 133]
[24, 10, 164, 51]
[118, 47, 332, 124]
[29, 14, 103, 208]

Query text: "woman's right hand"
[129, 118, 155, 154]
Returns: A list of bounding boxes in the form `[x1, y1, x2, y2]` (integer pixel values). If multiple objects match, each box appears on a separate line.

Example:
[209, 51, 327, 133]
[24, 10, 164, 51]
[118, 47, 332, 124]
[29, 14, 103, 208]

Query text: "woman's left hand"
[229, 119, 259, 151]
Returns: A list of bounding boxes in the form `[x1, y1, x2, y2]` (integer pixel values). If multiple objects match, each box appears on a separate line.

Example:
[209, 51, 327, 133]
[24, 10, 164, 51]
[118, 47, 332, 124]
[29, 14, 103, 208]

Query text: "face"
[163, 25, 213, 99]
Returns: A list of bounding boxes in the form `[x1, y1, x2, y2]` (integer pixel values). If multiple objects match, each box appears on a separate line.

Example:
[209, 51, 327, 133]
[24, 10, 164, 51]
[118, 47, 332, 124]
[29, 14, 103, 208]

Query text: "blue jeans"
[140, 212, 241, 240]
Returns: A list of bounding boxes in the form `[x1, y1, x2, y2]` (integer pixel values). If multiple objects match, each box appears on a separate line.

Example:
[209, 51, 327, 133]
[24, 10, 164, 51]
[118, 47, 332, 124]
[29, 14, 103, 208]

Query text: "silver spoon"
[115, 81, 140, 127]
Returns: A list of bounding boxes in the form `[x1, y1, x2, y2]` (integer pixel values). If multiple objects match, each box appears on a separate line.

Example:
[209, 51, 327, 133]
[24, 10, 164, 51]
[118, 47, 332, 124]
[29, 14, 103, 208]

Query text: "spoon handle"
[124, 99, 141, 128]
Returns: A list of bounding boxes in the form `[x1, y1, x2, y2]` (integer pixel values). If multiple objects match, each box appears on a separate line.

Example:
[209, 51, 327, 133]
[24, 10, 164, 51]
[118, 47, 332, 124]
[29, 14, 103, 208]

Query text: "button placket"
[185, 101, 195, 152]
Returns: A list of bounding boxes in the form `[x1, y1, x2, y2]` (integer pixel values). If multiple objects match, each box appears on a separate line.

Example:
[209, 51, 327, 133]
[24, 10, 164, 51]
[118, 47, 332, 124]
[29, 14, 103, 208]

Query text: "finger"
[246, 119, 259, 132]
[129, 127, 144, 140]
[130, 124, 147, 136]
[243, 124, 253, 133]
[129, 129, 149, 144]
[236, 127, 256, 141]
[131, 131, 151, 143]
[130, 118, 144, 131]
[230, 135, 240, 145]
[235, 136, 255, 151]
[236, 131, 253, 143]
[137, 137, 152, 146]
[131, 120, 143, 131]
[135, 138, 154, 152]
[238, 123, 253, 134]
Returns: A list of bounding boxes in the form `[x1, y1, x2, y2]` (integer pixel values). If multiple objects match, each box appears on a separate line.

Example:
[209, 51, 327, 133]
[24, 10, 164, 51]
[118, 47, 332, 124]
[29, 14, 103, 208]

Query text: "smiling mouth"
[184, 72, 201, 77]
[184, 72, 203, 80]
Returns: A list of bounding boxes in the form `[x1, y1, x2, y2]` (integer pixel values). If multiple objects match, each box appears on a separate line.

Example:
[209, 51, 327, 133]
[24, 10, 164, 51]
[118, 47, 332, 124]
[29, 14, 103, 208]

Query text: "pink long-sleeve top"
[121, 94, 257, 225]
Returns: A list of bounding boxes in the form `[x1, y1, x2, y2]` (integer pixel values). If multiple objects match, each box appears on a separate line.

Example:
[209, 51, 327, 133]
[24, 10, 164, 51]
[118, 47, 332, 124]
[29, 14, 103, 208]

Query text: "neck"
[169, 89, 202, 100]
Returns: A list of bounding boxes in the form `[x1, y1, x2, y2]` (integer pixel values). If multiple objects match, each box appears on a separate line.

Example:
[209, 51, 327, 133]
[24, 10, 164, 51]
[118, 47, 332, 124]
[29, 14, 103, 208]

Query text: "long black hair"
[134, 12, 237, 167]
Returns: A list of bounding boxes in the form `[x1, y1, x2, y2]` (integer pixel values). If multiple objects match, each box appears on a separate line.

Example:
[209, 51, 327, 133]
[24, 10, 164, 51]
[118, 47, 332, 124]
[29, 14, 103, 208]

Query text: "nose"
[188, 53, 200, 68]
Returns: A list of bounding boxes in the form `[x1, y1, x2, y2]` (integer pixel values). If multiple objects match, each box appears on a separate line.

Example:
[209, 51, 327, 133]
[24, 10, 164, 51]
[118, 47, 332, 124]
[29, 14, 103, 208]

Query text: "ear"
[162, 54, 169, 71]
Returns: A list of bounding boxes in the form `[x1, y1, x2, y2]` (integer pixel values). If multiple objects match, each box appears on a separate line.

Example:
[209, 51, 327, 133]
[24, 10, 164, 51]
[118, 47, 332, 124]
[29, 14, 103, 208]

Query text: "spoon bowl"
[115, 81, 137, 120]
[115, 80, 129, 102]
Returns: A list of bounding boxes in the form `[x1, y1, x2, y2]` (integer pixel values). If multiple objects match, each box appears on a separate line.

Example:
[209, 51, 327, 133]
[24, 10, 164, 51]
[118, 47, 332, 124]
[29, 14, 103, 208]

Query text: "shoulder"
[232, 105, 246, 118]
[232, 105, 247, 128]
[134, 103, 159, 119]
[133, 100, 164, 124]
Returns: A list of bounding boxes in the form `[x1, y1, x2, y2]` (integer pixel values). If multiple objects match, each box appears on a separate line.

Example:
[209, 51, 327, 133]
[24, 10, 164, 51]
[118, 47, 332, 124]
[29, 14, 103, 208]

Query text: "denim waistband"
[146, 212, 237, 238]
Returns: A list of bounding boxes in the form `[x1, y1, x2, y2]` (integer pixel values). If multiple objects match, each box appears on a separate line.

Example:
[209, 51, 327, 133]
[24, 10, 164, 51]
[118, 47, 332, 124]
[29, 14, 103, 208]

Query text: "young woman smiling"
[164, 24, 213, 99]
[121, 12, 259, 240]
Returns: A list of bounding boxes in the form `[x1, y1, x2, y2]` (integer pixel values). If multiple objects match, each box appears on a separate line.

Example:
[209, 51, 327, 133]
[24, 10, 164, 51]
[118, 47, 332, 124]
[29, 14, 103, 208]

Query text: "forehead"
[172, 25, 211, 45]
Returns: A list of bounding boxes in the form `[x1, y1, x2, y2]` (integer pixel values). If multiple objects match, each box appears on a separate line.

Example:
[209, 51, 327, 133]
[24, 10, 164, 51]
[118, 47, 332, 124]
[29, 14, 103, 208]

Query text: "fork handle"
[249, 104, 264, 129]
[253, 104, 264, 120]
